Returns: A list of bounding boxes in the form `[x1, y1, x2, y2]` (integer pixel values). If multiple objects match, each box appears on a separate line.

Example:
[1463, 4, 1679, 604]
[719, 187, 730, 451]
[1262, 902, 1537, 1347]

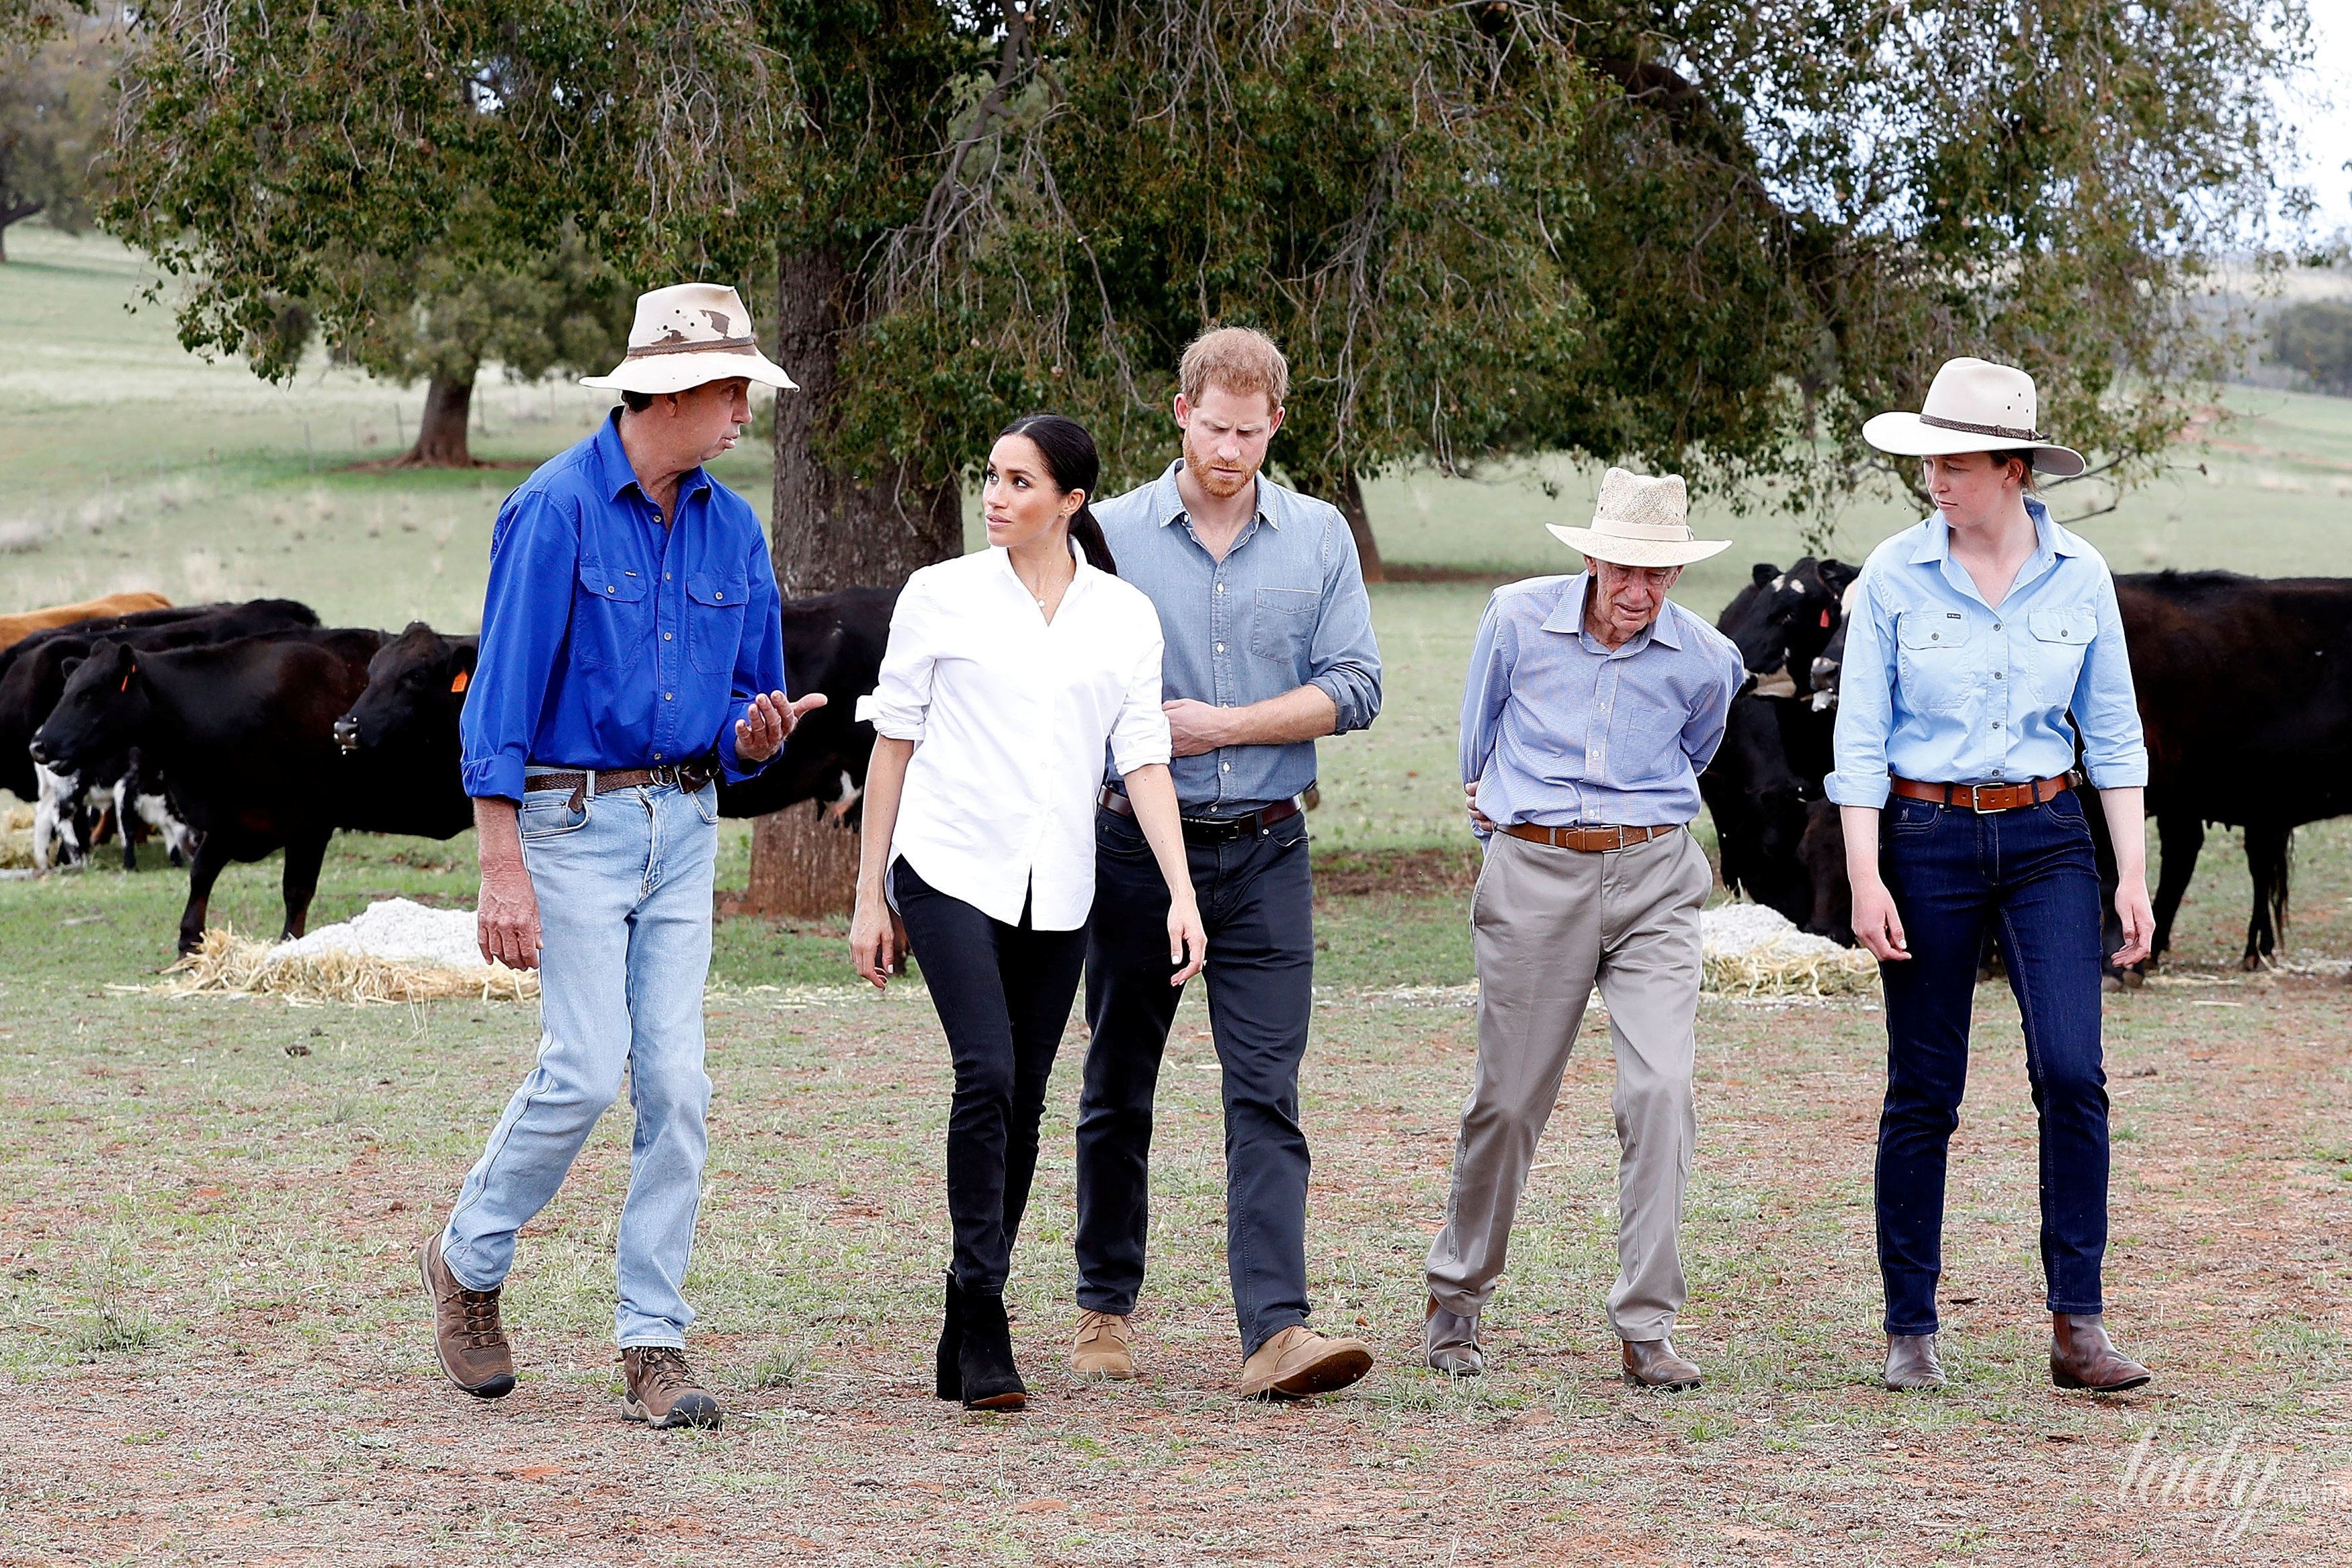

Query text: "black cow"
[32, 628, 413, 952]
[1715, 557, 1859, 697]
[333, 587, 898, 832]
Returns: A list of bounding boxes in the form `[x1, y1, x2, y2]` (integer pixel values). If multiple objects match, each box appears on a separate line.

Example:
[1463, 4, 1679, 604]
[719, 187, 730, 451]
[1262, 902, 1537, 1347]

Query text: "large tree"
[0, 3, 114, 261]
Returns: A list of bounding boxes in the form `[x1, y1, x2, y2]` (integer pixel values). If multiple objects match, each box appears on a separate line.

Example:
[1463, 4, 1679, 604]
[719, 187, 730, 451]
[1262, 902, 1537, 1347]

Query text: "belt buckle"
[1969, 785, 1999, 816]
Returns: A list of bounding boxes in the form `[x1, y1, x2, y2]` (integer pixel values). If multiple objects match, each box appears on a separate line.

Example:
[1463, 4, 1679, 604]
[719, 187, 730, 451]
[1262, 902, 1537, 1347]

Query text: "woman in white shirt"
[850, 414, 1206, 1411]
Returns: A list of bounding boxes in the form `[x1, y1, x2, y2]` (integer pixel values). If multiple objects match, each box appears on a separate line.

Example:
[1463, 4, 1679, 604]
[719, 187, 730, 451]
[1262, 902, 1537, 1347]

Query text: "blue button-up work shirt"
[1093, 462, 1382, 814]
[1461, 574, 1745, 832]
[1825, 499, 2148, 810]
[458, 411, 788, 801]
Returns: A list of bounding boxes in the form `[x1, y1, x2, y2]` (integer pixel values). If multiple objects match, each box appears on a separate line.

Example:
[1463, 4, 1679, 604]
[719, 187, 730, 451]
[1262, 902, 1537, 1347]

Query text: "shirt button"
[1216, 583, 1226, 593]
[1993, 670, 2003, 680]
[1222, 762, 1231, 772]
[1992, 720, 2003, 730]
[1993, 621, 2003, 631]
[1216, 642, 1226, 653]
[607, 585, 617, 594]
[714, 590, 723, 601]
[665, 572, 672, 581]
[655, 751, 663, 760]
[664, 693, 674, 701]
[665, 632, 673, 640]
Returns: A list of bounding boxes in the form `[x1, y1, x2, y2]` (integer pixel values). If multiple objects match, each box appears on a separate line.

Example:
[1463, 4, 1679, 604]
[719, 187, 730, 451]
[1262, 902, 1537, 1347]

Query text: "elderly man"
[420, 284, 822, 1430]
[1424, 468, 1744, 1391]
[1073, 326, 1384, 1399]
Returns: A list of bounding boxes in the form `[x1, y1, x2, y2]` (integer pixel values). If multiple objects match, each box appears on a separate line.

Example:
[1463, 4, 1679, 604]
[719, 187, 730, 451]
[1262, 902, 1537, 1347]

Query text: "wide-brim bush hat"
[1546, 467, 1731, 568]
[1861, 356, 2086, 478]
[581, 283, 798, 396]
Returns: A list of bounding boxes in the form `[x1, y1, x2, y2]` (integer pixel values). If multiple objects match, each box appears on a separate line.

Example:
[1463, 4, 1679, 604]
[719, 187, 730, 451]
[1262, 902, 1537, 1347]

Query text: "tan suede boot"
[1071, 1311, 1136, 1380]
[1236, 1325, 1374, 1400]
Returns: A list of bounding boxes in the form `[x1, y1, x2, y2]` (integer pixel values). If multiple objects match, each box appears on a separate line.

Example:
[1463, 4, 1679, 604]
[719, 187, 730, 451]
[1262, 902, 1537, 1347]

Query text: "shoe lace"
[1076, 1311, 1128, 1346]
[454, 1287, 505, 1350]
[630, 1346, 701, 1395]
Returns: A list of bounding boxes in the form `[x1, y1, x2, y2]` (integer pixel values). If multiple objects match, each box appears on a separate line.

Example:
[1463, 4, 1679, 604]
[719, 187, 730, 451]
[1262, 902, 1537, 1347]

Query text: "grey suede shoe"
[1884, 1332, 1945, 1389]
[1424, 1295, 1484, 1378]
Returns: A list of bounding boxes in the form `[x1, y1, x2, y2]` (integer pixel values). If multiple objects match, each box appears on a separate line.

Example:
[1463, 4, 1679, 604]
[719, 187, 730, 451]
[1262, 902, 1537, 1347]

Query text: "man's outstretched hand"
[736, 691, 827, 763]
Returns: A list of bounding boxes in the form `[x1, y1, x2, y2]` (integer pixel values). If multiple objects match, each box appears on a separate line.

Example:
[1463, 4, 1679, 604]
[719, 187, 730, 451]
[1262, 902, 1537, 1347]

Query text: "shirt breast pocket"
[1250, 588, 1319, 668]
[573, 559, 649, 671]
[1895, 611, 1976, 714]
[686, 570, 749, 674]
[2026, 606, 2097, 703]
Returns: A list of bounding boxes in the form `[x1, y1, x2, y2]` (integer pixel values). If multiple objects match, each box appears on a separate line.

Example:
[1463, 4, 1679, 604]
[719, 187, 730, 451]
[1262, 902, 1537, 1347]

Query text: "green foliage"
[0, 5, 114, 240]
[2269, 300, 2352, 395]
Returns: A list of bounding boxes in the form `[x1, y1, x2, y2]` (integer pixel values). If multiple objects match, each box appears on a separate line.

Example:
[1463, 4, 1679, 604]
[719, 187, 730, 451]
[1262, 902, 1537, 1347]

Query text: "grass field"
[5, 221, 2352, 1565]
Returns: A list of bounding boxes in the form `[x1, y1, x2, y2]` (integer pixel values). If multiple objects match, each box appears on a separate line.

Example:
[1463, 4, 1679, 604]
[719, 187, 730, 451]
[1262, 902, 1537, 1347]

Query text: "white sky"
[2287, 5, 2352, 236]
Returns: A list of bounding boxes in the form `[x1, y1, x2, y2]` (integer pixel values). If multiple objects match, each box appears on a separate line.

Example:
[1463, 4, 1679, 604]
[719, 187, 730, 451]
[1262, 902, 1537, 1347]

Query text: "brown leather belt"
[1889, 774, 2070, 814]
[1098, 786, 1302, 844]
[526, 761, 717, 812]
[1502, 822, 1680, 853]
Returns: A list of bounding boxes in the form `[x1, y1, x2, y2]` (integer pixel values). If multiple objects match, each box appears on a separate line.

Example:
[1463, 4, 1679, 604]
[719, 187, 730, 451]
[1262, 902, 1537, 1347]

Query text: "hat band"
[625, 335, 760, 361]
[1919, 412, 2045, 443]
[1590, 516, 1694, 541]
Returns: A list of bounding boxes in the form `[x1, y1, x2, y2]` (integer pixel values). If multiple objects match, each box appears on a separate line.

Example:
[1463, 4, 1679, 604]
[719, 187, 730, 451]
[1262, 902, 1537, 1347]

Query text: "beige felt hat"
[581, 283, 798, 396]
[1861, 357, 2085, 477]
[1546, 468, 1731, 568]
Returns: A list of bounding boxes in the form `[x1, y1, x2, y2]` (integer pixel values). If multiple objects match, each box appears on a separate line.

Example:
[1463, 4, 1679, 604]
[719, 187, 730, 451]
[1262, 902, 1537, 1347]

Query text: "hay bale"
[0, 803, 33, 871]
[163, 928, 537, 1005]
[1699, 902, 1878, 998]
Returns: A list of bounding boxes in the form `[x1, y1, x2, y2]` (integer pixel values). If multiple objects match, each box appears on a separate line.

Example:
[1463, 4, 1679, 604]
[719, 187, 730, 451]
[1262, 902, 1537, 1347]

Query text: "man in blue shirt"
[1423, 469, 1745, 1392]
[421, 285, 822, 1431]
[1072, 328, 1384, 1399]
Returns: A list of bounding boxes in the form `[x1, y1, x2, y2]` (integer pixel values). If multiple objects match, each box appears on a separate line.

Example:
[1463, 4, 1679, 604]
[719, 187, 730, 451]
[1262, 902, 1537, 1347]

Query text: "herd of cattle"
[3, 559, 2347, 976]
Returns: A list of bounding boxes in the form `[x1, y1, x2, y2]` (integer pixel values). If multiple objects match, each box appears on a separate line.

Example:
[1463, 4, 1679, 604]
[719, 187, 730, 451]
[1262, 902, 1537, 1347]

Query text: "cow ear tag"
[120, 672, 130, 692]
[1819, 609, 1832, 628]
[450, 669, 470, 694]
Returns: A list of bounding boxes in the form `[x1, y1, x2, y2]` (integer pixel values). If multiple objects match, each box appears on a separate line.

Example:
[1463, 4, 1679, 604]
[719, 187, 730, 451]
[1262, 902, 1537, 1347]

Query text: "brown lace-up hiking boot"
[419, 1234, 514, 1399]
[1070, 1311, 1136, 1380]
[619, 1346, 724, 1430]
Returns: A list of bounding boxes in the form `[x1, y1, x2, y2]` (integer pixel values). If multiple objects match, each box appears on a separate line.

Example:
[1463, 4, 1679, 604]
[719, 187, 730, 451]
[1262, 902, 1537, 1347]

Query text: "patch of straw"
[0, 802, 34, 871]
[162, 928, 537, 1005]
[1702, 943, 1880, 999]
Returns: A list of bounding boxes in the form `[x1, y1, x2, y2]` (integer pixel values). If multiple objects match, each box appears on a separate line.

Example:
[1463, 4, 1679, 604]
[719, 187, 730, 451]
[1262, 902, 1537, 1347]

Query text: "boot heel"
[935, 1271, 963, 1402]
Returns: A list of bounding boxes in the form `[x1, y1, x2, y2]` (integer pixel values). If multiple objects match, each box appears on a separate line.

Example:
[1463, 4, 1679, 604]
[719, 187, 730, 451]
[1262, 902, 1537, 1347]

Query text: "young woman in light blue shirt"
[1828, 358, 2157, 1395]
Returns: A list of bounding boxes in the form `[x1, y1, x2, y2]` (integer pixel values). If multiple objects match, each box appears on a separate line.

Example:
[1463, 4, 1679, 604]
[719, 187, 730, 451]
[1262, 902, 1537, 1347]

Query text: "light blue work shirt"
[1460, 573, 1745, 832]
[1093, 461, 1382, 814]
[1825, 499, 2148, 810]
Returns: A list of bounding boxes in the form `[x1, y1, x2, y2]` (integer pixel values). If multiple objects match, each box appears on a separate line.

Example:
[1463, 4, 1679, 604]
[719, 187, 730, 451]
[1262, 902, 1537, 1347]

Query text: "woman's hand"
[2111, 870, 2155, 969]
[1850, 873, 1909, 963]
[1167, 895, 1208, 985]
[849, 887, 906, 988]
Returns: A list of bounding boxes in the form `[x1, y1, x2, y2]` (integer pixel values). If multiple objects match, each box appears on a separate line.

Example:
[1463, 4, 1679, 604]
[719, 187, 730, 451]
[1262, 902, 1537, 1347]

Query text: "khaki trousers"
[1425, 826, 1710, 1342]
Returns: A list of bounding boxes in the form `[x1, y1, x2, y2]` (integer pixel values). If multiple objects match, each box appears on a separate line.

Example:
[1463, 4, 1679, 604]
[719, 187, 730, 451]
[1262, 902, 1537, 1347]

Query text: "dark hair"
[999, 413, 1116, 574]
[621, 390, 655, 413]
[1986, 448, 2039, 492]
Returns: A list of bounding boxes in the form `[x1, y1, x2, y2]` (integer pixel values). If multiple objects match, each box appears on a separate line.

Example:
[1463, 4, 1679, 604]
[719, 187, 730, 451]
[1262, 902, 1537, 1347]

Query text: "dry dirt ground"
[5, 936, 2350, 1567]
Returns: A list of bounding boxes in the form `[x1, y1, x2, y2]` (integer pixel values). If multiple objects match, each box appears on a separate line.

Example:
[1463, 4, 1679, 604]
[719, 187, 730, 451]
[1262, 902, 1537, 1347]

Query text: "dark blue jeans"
[892, 860, 1087, 1297]
[1075, 806, 1314, 1357]
[1876, 788, 2110, 1335]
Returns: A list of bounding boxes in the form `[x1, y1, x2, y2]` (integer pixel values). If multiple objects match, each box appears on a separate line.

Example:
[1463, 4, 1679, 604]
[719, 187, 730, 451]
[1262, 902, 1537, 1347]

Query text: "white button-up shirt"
[855, 543, 1173, 929]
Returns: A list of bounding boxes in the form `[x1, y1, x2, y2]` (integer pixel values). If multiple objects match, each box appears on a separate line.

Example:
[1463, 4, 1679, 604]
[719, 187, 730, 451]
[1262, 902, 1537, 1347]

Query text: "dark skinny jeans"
[1876, 788, 2111, 1335]
[892, 860, 1087, 1297]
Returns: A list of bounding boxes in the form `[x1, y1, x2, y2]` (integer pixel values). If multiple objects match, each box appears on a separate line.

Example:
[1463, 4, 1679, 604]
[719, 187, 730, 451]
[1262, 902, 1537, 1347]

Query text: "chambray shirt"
[1094, 462, 1382, 814]
[1825, 499, 2147, 810]
[1461, 574, 1745, 832]
[458, 411, 788, 801]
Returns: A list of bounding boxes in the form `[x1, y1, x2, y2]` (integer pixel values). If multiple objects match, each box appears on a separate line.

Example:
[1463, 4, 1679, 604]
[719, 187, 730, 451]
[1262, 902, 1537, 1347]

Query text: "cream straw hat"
[1545, 468, 1731, 568]
[1861, 357, 2085, 477]
[581, 283, 798, 396]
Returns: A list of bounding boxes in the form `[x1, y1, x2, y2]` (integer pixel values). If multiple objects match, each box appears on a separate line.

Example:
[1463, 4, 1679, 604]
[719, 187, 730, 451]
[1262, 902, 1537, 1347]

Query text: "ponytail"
[999, 412, 1117, 577]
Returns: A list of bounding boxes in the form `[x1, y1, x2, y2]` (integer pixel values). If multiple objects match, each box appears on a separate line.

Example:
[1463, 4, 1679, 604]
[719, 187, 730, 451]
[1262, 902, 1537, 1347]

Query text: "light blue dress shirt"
[1093, 461, 1382, 814]
[1460, 574, 1745, 832]
[1825, 499, 2148, 810]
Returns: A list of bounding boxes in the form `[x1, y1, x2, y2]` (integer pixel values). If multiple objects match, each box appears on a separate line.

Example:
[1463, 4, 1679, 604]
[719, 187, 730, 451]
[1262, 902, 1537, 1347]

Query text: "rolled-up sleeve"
[853, 574, 938, 742]
[1459, 595, 1513, 837]
[1110, 611, 1175, 777]
[2074, 568, 2149, 789]
[1682, 642, 1743, 775]
[460, 489, 578, 801]
[1826, 570, 1898, 809]
[713, 535, 790, 783]
[1306, 517, 1382, 734]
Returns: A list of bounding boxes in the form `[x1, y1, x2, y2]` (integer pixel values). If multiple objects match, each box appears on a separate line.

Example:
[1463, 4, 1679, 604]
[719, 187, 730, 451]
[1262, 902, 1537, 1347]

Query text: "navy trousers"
[892, 860, 1087, 1297]
[1876, 788, 2111, 1335]
[1074, 805, 1315, 1357]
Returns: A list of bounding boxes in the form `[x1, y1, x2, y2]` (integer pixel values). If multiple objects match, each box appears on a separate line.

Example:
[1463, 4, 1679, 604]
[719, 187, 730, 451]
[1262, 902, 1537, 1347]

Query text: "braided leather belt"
[1501, 822, 1681, 853]
[1097, 786, 1302, 844]
[1889, 774, 2071, 814]
[525, 761, 716, 812]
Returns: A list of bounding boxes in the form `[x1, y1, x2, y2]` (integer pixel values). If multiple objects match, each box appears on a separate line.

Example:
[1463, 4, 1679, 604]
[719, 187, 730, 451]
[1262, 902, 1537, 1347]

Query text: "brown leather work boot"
[1236, 1325, 1374, 1400]
[619, 1346, 724, 1430]
[1621, 1336, 1703, 1391]
[419, 1233, 515, 1399]
[2050, 1313, 2152, 1393]
[1070, 1310, 1136, 1380]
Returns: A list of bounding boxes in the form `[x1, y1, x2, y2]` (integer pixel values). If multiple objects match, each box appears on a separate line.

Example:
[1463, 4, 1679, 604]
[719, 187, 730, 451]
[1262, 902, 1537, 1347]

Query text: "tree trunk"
[401, 376, 476, 467]
[738, 243, 962, 918]
[1333, 466, 1383, 583]
[0, 199, 43, 263]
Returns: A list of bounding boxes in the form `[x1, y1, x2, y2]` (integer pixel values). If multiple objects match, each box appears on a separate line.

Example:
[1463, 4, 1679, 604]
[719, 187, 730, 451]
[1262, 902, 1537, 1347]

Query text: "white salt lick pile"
[269, 898, 485, 969]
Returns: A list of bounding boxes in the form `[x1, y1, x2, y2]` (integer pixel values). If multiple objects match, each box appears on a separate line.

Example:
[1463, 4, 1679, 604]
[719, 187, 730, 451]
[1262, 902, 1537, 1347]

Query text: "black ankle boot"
[956, 1289, 1027, 1411]
[934, 1271, 963, 1401]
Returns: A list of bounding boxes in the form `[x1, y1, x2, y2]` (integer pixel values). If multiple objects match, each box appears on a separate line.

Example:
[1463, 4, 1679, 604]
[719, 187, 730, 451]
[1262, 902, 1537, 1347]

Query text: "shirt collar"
[593, 408, 713, 508]
[1908, 496, 2073, 564]
[1152, 459, 1275, 529]
[1538, 573, 1680, 652]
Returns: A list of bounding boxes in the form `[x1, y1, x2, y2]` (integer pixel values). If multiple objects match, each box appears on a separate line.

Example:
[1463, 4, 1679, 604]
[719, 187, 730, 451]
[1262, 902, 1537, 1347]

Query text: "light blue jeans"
[442, 781, 718, 1347]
